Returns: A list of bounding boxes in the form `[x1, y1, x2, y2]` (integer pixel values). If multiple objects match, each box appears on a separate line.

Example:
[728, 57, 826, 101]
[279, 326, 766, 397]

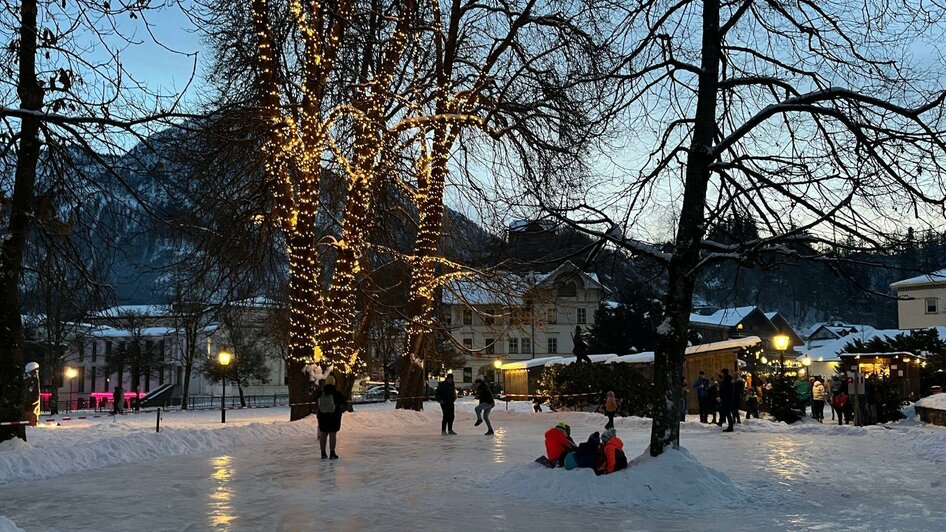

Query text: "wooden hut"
[836, 351, 924, 401]
[683, 336, 762, 413]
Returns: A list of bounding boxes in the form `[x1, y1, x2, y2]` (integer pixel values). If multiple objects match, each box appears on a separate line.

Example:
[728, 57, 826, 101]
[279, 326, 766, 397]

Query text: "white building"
[51, 299, 288, 409]
[891, 269, 946, 329]
[441, 261, 609, 387]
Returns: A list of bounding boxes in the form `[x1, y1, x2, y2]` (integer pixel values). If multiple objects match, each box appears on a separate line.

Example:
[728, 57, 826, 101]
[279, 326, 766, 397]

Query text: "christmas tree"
[765, 374, 804, 423]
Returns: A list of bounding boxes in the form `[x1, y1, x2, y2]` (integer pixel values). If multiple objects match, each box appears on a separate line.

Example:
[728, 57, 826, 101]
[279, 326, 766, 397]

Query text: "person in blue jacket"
[693, 371, 711, 423]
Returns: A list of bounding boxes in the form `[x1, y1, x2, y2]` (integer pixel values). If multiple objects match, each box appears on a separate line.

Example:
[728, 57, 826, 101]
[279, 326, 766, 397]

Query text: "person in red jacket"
[596, 428, 627, 475]
[544, 423, 577, 466]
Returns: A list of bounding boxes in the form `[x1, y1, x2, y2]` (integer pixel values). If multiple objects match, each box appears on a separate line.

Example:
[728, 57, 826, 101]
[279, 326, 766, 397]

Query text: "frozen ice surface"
[0, 400, 945, 530]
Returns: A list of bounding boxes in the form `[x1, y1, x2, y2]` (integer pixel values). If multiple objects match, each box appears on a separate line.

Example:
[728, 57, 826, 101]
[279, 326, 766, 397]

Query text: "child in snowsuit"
[596, 428, 627, 475]
[544, 422, 577, 467]
[603, 391, 619, 430]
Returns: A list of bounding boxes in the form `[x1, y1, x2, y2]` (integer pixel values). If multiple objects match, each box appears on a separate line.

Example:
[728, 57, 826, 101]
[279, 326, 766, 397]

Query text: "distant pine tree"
[766, 375, 804, 424]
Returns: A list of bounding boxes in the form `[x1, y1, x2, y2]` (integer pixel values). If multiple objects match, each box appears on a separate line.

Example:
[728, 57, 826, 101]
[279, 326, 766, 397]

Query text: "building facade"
[442, 262, 609, 387]
[891, 269, 946, 329]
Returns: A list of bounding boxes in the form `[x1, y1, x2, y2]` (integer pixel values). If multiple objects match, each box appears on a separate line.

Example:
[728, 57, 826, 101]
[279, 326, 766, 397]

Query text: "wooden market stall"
[683, 336, 762, 413]
[836, 351, 924, 401]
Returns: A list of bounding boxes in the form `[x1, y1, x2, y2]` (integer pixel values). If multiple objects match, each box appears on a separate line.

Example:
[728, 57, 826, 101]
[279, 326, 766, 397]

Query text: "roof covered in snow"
[689, 306, 758, 328]
[890, 268, 946, 288]
[88, 305, 172, 319]
[794, 326, 946, 361]
[442, 261, 609, 306]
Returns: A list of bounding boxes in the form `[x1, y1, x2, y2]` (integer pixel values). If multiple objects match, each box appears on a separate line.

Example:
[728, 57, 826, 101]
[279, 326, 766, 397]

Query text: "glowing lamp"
[494, 359, 503, 369]
[772, 334, 791, 352]
[64, 367, 78, 379]
[761, 356, 768, 364]
[218, 351, 232, 366]
[802, 356, 812, 367]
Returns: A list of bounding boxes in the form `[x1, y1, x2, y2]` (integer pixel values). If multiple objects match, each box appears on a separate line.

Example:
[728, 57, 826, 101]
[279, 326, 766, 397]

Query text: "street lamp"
[218, 350, 232, 423]
[802, 356, 812, 376]
[65, 367, 78, 412]
[772, 334, 791, 369]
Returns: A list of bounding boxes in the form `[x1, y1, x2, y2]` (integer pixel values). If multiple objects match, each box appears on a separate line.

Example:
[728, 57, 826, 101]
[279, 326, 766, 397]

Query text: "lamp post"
[802, 355, 812, 376]
[772, 334, 791, 372]
[218, 350, 232, 423]
[64, 367, 78, 413]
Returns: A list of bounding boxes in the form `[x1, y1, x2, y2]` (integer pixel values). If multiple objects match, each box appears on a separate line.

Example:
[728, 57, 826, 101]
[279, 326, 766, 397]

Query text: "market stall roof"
[685, 336, 762, 355]
[498, 356, 564, 370]
[837, 351, 923, 359]
[544, 354, 619, 366]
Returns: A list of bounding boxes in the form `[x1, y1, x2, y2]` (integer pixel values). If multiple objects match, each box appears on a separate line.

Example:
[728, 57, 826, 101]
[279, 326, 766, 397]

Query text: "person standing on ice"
[718, 368, 735, 432]
[436, 373, 457, 435]
[811, 377, 826, 422]
[473, 378, 495, 435]
[316, 375, 346, 459]
[733, 372, 746, 424]
[694, 371, 710, 423]
[602, 391, 619, 429]
[708, 377, 720, 424]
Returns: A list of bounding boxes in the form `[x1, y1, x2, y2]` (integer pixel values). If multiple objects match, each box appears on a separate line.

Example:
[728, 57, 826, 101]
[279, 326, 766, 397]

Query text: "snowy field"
[1, 400, 946, 531]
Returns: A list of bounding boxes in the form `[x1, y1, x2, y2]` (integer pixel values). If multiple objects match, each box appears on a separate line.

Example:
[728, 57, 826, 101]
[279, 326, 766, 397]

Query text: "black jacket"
[435, 380, 456, 404]
[719, 375, 734, 407]
[316, 384, 346, 433]
[476, 382, 495, 404]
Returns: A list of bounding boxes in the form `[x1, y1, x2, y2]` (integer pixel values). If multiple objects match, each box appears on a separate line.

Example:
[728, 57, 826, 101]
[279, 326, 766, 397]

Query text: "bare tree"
[0, 0, 195, 441]
[535, 0, 946, 456]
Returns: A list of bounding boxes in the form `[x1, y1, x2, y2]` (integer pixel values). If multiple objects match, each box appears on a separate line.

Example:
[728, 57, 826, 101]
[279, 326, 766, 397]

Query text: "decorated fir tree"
[766, 374, 805, 424]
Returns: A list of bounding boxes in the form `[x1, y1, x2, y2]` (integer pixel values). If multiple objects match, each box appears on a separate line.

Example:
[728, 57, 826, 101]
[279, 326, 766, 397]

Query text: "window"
[91, 341, 98, 363]
[547, 337, 558, 354]
[77, 367, 85, 393]
[444, 309, 453, 326]
[926, 298, 939, 314]
[522, 337, 532, 354]
[463, 309, 473, 325]
[78, 339, 85, 363]
[546, 308, 557, 324]
[485, 338, 495, 355]
[463, 367, 473, 383]
[484, 308, 495, 326]
[508, 338, 519, 354]
[557, 280, 577, 297]
[577, 307, 587, 324]
[90, 371, 96, 393]
[463, 337, 473, 350]
[105, 341, 112, 357]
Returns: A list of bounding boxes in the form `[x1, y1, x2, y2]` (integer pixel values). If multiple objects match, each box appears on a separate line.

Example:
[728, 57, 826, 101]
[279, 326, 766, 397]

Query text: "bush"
[537, 362, 652, 418]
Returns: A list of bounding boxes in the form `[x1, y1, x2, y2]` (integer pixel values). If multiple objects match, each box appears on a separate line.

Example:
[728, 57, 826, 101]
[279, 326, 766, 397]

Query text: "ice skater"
[436, 373, 457, 435]
[602, 391, 619, 430]
[473, 378, 495, 435]
[316, 375, 346, 459]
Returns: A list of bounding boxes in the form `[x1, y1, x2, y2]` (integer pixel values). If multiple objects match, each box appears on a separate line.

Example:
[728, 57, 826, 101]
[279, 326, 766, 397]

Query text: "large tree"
[536, 0, 946, 456]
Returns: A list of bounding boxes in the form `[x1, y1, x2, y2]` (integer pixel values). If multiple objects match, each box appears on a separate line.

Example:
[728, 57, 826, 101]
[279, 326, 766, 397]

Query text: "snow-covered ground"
[1, 399, 945, 530]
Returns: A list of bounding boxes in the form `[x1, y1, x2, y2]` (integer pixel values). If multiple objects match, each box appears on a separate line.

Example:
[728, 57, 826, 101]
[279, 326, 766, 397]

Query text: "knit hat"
[325, 375, 336, 386]
[601, 428, 616, 442]
[555, 422, 570, 435]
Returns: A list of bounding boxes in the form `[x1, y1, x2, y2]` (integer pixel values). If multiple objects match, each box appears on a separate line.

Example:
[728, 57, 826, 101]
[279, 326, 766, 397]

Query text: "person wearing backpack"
[596, 428, 627, 475]
[317, 375, 346, 459]
[602, 391, 620, 430]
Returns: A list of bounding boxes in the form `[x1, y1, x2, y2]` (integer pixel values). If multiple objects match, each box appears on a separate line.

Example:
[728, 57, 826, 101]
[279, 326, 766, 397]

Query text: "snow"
[492, 447, 741, 510]
[0, 516, 23, 532]
[917, 393, 946, 410]
[689, 306, 757, 327]
[499, 356, 563, 369]
[608, 352, 655, 364]
[2, 400, 946, 529]
[890, 268, 946, 288]
[685, 336, 761, 354]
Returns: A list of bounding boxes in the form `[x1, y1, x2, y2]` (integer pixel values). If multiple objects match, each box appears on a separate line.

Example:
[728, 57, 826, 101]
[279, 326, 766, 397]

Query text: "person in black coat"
[316, 375, 346, 459]
[718, 368, 735, 432]
[436, 374, 457, 435]
[473, 378, 495, 435]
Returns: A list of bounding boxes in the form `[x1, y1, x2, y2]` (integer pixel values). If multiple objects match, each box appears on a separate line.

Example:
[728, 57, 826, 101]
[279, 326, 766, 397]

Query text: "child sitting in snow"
[595, 428, 627, 475]
[564, 431, 602, 470]
[535, 423, 577, 467]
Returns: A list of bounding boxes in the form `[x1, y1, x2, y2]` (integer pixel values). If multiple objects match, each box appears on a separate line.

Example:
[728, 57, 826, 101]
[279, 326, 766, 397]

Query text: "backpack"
[319, 392, 336, 414]
[613, 449, 628, 472]
[605, 397, 618, 412]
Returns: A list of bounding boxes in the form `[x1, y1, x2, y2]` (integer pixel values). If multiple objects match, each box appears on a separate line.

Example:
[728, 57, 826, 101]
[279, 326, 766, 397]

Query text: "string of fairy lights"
[249, 0, 505, 382]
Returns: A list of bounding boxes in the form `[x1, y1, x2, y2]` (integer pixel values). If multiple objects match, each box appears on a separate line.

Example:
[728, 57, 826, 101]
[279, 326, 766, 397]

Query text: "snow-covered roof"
[499, 356, 566, 370]
[442, 261, 609, 305]
[544, 354, 619, 366]
[686, 336, 762, 355]
[795, 326, 946, 361]
[689, 306, 757, 328]
[89, 305, 171, 319]
[916, 393, 946, 410]
[88, 325, 198, 338]
[608, 352, 655, 364]
[891, 268, 946, 289]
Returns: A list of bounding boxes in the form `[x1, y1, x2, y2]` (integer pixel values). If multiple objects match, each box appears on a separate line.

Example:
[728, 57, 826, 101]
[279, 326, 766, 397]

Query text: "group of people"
[794, 374, 876, 425]
[692, 368, 748, 431]
[434, 374, 496, 435]
[539, 422, 628, 475]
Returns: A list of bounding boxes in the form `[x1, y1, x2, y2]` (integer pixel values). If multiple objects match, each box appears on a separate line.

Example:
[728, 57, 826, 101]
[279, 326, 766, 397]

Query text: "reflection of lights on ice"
[209, 455, 236, 527]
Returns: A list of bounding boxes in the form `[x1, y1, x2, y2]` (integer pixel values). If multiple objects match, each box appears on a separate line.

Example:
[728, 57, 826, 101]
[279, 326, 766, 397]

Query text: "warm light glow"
[802, 356, 812, 367]
[494, 359, 503, 369]
[64, 367, 78, 380]
[772, 334, 791, 351]
[761, 356, 768, 364]
[218, 351, 233, 366]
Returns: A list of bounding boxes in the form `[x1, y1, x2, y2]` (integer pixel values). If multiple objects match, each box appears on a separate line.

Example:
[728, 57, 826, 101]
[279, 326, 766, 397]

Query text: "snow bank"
[0, 516, 23, 532]
[0, 406, 439, 486]
[917, 393, 946, 410]
[490, 447, 743, 510]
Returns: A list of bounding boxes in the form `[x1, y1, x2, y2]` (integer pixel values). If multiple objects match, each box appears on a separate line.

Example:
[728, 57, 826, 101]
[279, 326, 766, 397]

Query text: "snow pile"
[490, 447, 743, 510]
[0, 516, 23, 532]
[916, 393, 946, 410]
